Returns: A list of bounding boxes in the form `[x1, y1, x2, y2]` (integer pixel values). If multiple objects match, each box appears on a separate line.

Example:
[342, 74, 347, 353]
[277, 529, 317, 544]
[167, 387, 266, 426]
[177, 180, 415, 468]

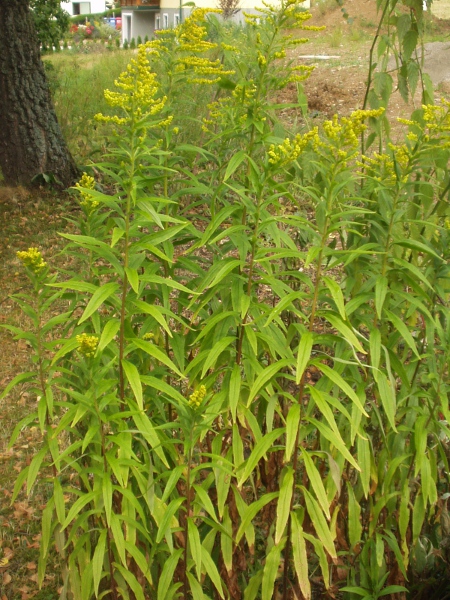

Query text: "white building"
[120, 0, 310, 43]
[61, 1, 111, 16]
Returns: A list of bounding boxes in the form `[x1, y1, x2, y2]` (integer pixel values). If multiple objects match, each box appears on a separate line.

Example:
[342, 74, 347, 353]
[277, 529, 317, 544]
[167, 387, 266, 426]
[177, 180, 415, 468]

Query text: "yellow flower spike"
[188, 384, 207, 408]
[95, 44, 168, 127]
[17, 247, 47, 273]
[76, 333, 99, 358]
[75, 173, 99, 212]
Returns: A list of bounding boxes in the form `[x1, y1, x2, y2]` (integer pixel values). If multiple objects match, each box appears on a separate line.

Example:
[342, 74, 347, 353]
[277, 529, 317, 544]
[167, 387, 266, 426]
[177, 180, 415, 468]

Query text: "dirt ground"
[290, 0, 450, 127]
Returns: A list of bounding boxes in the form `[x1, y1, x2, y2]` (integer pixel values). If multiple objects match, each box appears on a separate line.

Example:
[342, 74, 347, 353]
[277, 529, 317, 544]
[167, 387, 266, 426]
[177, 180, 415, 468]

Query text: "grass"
[44, 50, 134, 165]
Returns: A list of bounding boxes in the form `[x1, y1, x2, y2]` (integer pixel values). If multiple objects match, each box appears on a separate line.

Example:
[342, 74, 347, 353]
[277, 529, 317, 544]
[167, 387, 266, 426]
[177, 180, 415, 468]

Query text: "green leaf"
[229, 364, 241, 423]
[125, 267, 139, 294]
[321, 311, 367, 355]
[201, 336, 235, 378]
[0, 371, 35, 400]
[188, 518, 202, 580]
[235, 492, 279, 544]
[394, 239, 443, 260]
[285, 403, 301, 462]
[201, 545, 225, 598]
[132, 409, 169, 467]
[323, 276, 346, 320]
[357, 435, 371, 499]
[133, 300, 173, 337]
[292, 513, 311, 600]
[78, 282, 119, 325]
[156, 497, 185, 544]
[275, 467, 294, 544]
[113, 563, 145, 600]
[262, 540, 285, 600]
[247, 360, 292, 404]
[296, 331, 313, 384]
[187, 572, 204, 600]
[237, 429, 283, 487]
[102, 472, 113, 527]
[92, 530, 107, 597]
[27, 446, 47, 494]
[223, 150, 246, 182]
[302, 487, 336, 558]
[221, 507, 233, 574]
[97, 319, 120, 352]
[375, 371, 397, 432]
[193, 484, 219, 523]
[307, 416, 360, 471]
[51, 336, 80, 365]
[301, 450, 330, 519]
[385, 309, 420, 358]
[340, 587, 371, 597]
[122, 359, 143, 409]
[62, 491, 98, 530]
[375, 275, 388, 320]
[54, 478, 65, 524]
[347, 482, 362, 549]
[314, 362, 368, 416]
[132, 338, 184, 378]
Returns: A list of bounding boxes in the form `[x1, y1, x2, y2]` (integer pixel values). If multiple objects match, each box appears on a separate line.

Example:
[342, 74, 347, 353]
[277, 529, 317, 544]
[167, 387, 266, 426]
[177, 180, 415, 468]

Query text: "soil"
[288, 0, 450, 126]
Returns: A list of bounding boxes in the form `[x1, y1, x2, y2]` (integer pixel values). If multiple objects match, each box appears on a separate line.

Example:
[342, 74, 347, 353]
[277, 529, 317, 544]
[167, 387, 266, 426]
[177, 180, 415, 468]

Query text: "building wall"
[61, 1, 108, 16]
[122, 0, 311, 41]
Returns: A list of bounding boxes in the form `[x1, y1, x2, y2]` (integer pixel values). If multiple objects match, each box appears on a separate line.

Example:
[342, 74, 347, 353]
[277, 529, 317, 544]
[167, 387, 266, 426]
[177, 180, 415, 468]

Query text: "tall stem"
[118, 135, 136, 405]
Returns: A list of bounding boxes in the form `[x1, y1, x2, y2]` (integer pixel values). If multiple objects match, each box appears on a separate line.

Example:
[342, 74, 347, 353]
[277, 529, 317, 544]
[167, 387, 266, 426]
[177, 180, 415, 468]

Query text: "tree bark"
[0, 0, 79, 188]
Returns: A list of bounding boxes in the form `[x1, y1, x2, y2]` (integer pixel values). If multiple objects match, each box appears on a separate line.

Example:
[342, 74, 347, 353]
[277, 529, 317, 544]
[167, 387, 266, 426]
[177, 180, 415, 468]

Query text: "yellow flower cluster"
[75, 172, 99, 212]
[76, 333, 99, 358]
[268, 128, 318, 166]
[202, 96, 232, 132]
[357, 153, 396, 185]
[147, 8, 235, 85]
[316, 108, 384, 162]
[95, 44, 166, 125]
[17, 247, 46, 273]
[189, 385, 207, 408]
[422, 100, 450, 131]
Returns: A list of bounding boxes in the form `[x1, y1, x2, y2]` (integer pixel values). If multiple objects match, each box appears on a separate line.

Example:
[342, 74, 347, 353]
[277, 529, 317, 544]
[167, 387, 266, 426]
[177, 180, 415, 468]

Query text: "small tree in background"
[30, 0, 70, 48]
[217, 0, 240, 19]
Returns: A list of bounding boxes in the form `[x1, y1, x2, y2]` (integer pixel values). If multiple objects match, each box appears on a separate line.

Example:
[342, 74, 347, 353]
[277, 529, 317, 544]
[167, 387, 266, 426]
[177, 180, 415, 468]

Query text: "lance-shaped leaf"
[78, 282, 119, 324]
[122, 359, 143, 409]
[292, 512, 311, 600]
[275, 467, 294, 544]
[262, 540, 285, 600]
[302, 487, 336, 558]
[237, 429, 284, 488]
[301, 449, 330, 519]
[296, 331, 314, 384]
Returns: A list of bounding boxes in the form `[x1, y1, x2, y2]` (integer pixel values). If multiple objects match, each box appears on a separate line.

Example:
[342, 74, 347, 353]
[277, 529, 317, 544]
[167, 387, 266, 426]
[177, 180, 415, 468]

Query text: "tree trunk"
[0, 0, 79, 188]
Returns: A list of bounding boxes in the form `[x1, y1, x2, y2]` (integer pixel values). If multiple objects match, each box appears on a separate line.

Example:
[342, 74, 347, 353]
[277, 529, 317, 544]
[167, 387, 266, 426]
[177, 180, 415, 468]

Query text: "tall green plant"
[3, 4, 450, 600]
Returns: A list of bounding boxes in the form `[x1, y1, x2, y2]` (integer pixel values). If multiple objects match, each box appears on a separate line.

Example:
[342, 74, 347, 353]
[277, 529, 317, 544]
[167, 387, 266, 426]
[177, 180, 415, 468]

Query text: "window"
[174, 13, 180, 26]
[72, 2, 91, 15]
[163, 13, 169, 29]
[155, 14, 161, 29]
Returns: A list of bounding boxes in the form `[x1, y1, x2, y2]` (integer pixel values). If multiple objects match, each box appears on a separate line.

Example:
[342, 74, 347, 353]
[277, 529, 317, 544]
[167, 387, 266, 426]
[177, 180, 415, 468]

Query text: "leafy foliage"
[3, 1, 450, 599]
[30, 0, 70, 49]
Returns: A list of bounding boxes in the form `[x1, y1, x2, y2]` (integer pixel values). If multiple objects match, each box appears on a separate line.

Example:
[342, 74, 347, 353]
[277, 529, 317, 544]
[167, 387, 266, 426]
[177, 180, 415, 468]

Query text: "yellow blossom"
[76, 333, 99, 358]
[75, 172, 99, 212]
[189, 385, 207, 408]
[17, 247, 46, 273]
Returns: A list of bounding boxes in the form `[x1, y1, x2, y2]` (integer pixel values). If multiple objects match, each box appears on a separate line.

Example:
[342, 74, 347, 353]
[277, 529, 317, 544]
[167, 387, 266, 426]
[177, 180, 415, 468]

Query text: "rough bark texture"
[0, 0, 79, 188]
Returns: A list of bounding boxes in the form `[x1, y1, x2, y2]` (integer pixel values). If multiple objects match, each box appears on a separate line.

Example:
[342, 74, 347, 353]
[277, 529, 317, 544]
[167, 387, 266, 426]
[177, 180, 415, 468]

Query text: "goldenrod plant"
[2, 1, 450, 599]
